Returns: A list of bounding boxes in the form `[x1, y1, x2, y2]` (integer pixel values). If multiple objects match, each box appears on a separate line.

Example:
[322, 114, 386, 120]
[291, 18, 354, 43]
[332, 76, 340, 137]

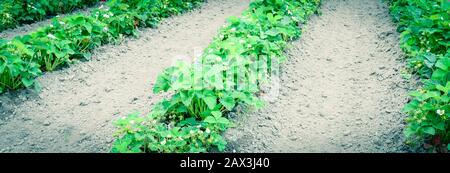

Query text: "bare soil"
[224, 0, 414, 153]
[0, 0, 251, 153]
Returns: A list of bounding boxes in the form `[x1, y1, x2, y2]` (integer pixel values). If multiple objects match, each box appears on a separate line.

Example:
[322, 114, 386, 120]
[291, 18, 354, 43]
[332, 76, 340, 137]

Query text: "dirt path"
[0, 0, 250, 153]
[225, 0, 413, 153]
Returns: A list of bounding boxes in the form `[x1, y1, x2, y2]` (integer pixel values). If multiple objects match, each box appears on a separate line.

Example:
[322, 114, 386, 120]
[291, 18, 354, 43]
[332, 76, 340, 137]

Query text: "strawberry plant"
[60, 15, 108, 59]
[112, 0, 321, 153]
[111, 112, 228, 153]
[25, 36, 75, 72]
[390, 0, 450, 78]
[0, 0, 102, 32]
[389, 0, 450, 152]
[0, 0, 206, 93]
[0, 39, 41, 93]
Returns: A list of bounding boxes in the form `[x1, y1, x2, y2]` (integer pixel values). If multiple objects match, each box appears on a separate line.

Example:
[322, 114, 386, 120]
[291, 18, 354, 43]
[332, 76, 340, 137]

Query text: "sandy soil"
[224, 0, 415, 153]
[0, 0, 250, 153]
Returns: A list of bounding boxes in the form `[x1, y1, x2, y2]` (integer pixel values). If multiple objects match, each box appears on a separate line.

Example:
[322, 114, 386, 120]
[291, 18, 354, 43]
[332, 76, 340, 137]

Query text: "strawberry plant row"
[0, 0, 205, 93]
[0, 0, 101, 32]
[389, 0, 450, 152]
[111, 0, 321, 153]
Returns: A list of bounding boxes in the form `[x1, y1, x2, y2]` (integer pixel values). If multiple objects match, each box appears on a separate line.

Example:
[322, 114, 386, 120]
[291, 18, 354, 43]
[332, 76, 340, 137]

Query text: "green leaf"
[254, 99, 265, 109]
[83, 52, 92, 60]
[220, 96, 236, 111]
[153, 74, 170, 93]
[423, 91, 441, 100]
[423, 53, 437, 68]
[442, 0, 450, 10]
[433, 122, 445, 131]
[0, 62, 5, 74]
[422, 126, 436, 135]
[403, 100, 419, 112]
[84, 22, 93, 33]
[21, 77, 34, 87]
[33, 82, 42, 92]
[211, 111, 222, 118]
[432, 69, 448, 80]
[429, 14, 440, 20]
[204, 116, 216, 124]
[12, 40, 33, 56]
[422, 103, 435, 111]
[435, 57, 450, 71]
[404, 126, 416, 137]
[72, 16, 86, 25]
[180, 91, 193, 107]
[227, 16, 240, 24]
[203, 96, 217, 110]
[178, 117, 198, 126]
[216, 117, 230, 125]
[436, 82, 450, 94]
[265, 29, 279, 37]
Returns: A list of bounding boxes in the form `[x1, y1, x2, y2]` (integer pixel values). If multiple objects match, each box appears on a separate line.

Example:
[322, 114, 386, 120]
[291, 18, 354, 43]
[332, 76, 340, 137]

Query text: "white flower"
[102, 14, 110, 19]
[50, 24, 54, 28]
[247, 44, 252, 48]
[205, 128, 211, 134]
[99, 5, 104, 9]
[167, 134, 172, 138]
[121, 117, 126, 120]
[47, 34, 57, 39]
[230, 27, 236, 32]
[59, 21, 65, 25]
[436, 109, 445, 116]
[103, 27, 109, 32]
[129, 120, 135, 124]
[160, 140, 166, 145]
[189, 130, 195, 134]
